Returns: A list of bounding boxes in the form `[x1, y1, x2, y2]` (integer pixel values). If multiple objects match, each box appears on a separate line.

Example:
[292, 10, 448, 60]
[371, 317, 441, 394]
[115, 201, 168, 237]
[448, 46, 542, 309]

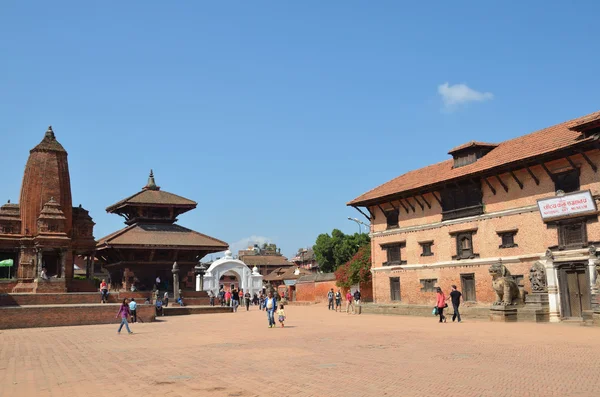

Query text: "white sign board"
[537, 190, 597, 221]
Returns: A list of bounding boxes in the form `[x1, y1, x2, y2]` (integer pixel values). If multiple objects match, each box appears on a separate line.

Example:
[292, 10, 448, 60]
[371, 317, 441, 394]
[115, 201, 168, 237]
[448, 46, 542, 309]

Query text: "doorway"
[390, 277, 401, 301]
[559, 263, 590, 319]
[42, 252, 60, 277]
[460, 273, 476, 302]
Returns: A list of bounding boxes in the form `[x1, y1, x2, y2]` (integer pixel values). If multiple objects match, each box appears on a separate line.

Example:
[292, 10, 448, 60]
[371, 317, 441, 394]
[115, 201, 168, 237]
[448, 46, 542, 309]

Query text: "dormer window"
[448, 141, 497, 168]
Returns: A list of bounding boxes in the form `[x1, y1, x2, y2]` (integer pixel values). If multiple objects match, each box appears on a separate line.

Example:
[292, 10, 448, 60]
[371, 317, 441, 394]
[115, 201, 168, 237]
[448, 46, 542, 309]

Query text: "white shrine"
[196, 250, 263, 296]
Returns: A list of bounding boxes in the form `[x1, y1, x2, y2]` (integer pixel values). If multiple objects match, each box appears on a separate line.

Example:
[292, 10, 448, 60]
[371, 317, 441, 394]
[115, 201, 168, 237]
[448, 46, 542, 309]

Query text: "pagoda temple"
[0, 126, 96, 293]
[97, 171, 228, 291]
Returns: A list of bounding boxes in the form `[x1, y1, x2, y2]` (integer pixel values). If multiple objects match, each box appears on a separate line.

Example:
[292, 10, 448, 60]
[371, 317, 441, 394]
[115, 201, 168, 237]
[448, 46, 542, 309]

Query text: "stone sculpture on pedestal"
[489, 261, 520, 306]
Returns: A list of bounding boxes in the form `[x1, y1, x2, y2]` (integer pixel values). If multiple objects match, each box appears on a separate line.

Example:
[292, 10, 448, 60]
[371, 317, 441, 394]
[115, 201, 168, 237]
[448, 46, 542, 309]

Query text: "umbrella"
[0, 259, 14, 267]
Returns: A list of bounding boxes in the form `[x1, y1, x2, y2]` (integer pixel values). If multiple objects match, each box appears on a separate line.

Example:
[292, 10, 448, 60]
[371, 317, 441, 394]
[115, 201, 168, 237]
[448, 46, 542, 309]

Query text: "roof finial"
[45, 126, 55, 140]
[144, 169, 159, 190]
[7, 199, 10, 204]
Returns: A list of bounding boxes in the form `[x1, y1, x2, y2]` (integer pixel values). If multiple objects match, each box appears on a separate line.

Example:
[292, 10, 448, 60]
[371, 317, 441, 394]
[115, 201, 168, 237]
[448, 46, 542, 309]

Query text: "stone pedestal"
[518, 293, 550, 323]
[489, 305, 518, 322]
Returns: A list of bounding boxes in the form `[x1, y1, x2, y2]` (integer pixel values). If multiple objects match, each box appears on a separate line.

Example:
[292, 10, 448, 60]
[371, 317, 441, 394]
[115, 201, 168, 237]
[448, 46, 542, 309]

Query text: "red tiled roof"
[97, 223, 228, 249]
[106, 189, 197, 212]
[240, 255, 291, 266]
[263, 266, 312, 281]
[448, 141, 497, 154]
[348, 110, 600, 206]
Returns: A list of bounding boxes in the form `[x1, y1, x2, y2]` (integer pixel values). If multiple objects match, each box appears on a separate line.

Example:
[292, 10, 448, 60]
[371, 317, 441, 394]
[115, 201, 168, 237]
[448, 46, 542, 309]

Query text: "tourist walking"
[128, 298, 137, 323]
[219, 288, 225, 306]
[448, 285, 462, 323]
[163, 291, 169, 307]
[265, 291, 277, 328]
[277, 304, 286, 327]
[239, 289, 244, 305]
[353, 289, 362, 315]
[116, 299, 133, 334]
[436, 287, 447, 323]
[225, 290, 232, 307]
[327, 288, 334, 310]
[244, 291, 251, 311]
[231, 288, 239, 312]
[335, 289, 342, 312]
[100, 279, 109, 304]
[346, 290, 354, 314]
[208, 290, 215, 306]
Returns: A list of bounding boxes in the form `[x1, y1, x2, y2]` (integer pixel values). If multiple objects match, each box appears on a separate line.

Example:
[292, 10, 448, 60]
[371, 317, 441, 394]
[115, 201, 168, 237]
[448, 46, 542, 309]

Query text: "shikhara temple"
[0, 127, 96, 293]
[97, 171, 228, 292]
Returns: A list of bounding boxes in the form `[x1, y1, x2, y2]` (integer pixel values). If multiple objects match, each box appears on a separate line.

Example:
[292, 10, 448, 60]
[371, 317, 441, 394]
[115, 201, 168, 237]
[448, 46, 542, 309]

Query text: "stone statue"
[489, 261, 520, 306]
[545, 249, 554, 260]
[529, 261, 547, 293]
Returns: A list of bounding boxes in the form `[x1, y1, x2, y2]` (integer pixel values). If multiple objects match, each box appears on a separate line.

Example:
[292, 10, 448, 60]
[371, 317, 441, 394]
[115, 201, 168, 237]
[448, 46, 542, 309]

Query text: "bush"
[335, 244, 371, 288]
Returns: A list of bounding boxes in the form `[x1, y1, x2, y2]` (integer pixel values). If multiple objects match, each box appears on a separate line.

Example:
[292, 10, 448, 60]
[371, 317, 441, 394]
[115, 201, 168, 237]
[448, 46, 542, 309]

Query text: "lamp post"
[194, 262, 208, 291]
[347, 217, 369, 234]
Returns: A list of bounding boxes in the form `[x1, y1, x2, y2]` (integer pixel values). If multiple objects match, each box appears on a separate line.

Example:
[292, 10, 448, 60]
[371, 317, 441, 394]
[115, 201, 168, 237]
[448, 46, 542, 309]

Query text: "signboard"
[537, 190, 597, 221]
[284, 280, 297, 286]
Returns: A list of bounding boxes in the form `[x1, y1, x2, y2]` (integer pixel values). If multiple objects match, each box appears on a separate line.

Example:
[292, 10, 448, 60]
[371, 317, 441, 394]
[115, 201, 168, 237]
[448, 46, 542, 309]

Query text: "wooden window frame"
[419, 241, 434, 257]
[420, 278, 437, 292]
[451, 231, 479, 260]
[385, 209, 399, 230]
[441, 181, 484, 221]
[497, 229, 518, 249]
[553, 168, 580, 194]
[557, 219, 588, 250]
[381, 242, 406, 266]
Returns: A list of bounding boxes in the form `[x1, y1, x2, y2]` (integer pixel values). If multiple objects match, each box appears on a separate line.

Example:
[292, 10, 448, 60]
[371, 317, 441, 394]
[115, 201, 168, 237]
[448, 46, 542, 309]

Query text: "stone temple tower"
[20, 126, 73, 237]
[0, 126, 96, 293]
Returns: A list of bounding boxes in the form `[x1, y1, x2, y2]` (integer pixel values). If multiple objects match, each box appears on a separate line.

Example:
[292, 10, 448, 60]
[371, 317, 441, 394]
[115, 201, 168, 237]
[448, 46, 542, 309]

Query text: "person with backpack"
[327, 288, 335, 310]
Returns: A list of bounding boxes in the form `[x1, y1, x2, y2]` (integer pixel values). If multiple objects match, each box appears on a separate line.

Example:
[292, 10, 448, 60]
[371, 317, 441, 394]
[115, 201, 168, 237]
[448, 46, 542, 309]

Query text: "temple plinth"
[97, 171, 228, 292]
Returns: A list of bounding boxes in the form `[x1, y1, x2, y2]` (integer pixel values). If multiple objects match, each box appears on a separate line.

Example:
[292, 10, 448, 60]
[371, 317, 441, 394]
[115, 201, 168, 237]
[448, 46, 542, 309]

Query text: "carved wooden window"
[385, 210, 399, 229]
[441, 182, 483, 221]
[48, 224, 59, 232]
[419, 241, 434, 256]
[498, 230, 518, 249]
[420, 278, 437, 292]
[381, 243, 406, 266]
[553, 168, 580, 194]
[558, 220, 587, 249]
[452, 231, 478, 260]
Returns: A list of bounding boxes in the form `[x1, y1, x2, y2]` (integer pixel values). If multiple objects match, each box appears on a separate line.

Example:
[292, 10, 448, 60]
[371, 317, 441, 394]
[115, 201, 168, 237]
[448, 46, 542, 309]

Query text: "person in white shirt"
[163, 291, 169, 307]
[128, 298, 138, 323]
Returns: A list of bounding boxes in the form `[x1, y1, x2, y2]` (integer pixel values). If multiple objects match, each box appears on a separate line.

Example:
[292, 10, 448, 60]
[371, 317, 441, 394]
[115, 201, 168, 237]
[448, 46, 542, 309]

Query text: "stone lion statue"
[489, 262, 520, 306]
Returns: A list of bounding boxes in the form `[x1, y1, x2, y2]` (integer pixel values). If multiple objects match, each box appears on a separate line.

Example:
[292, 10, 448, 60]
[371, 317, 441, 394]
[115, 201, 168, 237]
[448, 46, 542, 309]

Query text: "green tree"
[313, 229, 370, 273]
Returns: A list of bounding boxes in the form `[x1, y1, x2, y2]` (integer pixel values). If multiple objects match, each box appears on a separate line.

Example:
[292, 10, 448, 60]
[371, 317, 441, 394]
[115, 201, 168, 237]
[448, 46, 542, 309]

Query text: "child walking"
[277, 304, 286, 328]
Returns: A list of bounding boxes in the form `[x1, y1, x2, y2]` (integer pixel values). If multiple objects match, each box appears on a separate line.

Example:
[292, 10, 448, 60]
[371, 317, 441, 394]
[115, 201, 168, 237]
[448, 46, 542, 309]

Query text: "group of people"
[327, 288, 361, 314]
[435, 285, 462, 323]
[215, 287, 281, 312]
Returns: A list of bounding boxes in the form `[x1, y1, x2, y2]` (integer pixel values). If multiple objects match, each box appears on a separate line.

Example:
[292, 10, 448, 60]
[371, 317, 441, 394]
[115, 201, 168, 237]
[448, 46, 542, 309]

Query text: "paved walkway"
[1, 305, 599, 397]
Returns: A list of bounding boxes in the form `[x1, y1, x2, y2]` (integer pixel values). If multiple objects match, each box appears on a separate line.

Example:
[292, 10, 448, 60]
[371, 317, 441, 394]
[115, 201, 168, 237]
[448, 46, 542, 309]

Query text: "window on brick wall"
[420, 278, 437, 292]
[553, 168, 580, 193]
[452, 231, 478, 260]
[385, 210, 399, 229]
[381, 243, 406, 266]
[498, 230, 518, 249]
[558, 219, 587, 249]
[419, 241, 434, 256]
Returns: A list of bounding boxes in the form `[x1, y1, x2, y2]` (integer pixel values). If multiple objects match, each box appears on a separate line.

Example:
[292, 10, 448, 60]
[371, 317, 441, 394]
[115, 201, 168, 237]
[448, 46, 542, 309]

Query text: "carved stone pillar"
[543, 250, 561, 322]
[36, 248, 43, 279]
[172, 262, 180, 301]
[60, 249, 67, 278]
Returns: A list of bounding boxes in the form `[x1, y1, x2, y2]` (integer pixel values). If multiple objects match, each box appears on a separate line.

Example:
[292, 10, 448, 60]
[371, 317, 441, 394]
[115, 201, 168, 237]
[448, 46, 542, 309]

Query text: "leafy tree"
[313, 229, 370, 273]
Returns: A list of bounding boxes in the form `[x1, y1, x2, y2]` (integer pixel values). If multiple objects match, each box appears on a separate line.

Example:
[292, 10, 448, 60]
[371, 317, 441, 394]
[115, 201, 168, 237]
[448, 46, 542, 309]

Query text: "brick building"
[237, 243, 291, 276]
[348, 110, 600, 323]
[0, 127, 96, 293]
[291, 247, 320, 272]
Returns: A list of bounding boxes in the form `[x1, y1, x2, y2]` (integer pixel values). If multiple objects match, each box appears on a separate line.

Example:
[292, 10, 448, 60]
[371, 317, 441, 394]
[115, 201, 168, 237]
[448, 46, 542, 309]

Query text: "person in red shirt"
[436, 287, 447, 323]
[345, 291, 354, 314]
[100, 279, 109, 304]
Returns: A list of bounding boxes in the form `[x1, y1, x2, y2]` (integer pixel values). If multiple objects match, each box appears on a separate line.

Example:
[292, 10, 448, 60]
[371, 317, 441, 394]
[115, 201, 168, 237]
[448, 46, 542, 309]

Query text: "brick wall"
[0, 304, 155, 330]
[372, 261, 533, 305]
[295, 280, 373, 303]
[0, 281, 17, 294]
[0, 292, 118, 306]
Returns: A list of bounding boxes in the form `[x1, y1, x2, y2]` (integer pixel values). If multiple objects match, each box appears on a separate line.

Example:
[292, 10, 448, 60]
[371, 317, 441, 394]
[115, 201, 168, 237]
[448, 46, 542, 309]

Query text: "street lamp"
[347, 217, 369, 234]
[195, 262, 208, 291]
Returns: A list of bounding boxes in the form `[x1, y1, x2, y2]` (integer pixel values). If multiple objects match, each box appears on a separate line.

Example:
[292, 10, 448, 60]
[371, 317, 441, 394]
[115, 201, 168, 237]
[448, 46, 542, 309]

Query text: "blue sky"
[1, 1, 599, 259]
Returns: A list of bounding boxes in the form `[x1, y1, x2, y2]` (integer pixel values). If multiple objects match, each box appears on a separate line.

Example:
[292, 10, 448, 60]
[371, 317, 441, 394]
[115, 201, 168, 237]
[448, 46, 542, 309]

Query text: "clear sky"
[1, 1, 599, 259]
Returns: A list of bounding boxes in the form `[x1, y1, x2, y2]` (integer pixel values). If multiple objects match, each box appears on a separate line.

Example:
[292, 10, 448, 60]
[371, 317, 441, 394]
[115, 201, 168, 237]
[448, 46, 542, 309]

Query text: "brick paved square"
[1, 306, 599, 397]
